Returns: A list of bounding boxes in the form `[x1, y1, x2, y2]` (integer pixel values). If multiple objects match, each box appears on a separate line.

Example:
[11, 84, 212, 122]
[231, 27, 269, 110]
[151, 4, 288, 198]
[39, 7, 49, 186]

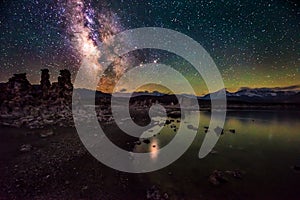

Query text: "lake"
[132, 110, 300, 199]
[1, 110, 300, 199]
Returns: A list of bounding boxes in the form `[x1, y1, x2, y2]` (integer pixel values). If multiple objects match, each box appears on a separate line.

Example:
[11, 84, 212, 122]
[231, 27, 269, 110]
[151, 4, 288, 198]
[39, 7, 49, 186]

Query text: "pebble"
[187, 124, 198, 131]
[225, 169, 243, 179]
[40, 129, 54, 138]
[210, 150, 218, 155]
[19, 144, 32, 152]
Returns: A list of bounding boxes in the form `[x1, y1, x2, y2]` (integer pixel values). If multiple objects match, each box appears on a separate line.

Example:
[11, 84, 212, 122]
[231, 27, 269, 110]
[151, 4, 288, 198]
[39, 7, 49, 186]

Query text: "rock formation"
[40, 69, 51, 99]
[0, 69, 76, 129]
[57, 69, 73, 100]
[40, 69, 51, 89]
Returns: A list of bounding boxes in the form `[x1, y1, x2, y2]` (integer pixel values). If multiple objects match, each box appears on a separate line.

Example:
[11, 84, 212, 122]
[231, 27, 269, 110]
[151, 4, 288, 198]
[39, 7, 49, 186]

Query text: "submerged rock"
[165, 120, 171, 125]
[229, 129, 236, 134]
[168, 111, 181, 118]
[214, 126, 224, 135]
[187, 124, 198, 131]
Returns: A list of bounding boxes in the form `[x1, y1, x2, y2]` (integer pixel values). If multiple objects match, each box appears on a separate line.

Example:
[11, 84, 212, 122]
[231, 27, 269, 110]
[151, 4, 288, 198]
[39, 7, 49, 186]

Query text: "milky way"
[60, 0, 131, 92]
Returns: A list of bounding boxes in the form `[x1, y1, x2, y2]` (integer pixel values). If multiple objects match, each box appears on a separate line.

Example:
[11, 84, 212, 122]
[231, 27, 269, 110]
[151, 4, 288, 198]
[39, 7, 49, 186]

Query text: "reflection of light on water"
[134, 111, 300, 198]
[150, 138, 159, 161]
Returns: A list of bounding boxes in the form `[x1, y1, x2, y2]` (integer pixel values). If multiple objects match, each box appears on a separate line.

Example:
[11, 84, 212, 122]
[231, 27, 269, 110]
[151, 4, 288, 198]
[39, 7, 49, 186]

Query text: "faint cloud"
[239, 85, 300, 92]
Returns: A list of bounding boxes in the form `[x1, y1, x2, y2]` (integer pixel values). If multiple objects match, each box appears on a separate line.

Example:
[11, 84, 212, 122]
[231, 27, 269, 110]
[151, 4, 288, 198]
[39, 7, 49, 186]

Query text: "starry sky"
[0, 0, 299, 95]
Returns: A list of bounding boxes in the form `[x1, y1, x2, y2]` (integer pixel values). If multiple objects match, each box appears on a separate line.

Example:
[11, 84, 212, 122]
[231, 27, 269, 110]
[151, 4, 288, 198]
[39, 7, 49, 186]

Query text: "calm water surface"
[2, 110, 300, 199]
[133, 110, 300, 199]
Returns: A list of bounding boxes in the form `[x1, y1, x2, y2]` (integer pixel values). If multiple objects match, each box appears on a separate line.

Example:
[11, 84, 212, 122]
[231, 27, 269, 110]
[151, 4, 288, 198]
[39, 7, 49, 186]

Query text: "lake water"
[1, 110, 300, 199]
[132, 110, 300, 199]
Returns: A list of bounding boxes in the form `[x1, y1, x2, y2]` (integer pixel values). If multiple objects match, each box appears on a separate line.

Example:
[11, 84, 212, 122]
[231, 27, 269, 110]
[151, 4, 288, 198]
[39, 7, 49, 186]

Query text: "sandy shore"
[0, 125, 151, 200]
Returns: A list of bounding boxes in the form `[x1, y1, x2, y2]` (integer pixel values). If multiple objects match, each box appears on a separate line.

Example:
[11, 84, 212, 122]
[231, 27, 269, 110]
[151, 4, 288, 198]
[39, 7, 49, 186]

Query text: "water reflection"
[133, 110, 300, 199]
[150, 138, 159, 161]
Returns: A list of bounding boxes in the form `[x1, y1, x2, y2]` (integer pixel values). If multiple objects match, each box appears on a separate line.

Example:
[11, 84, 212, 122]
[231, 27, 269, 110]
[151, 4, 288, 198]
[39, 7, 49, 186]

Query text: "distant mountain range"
[201, 87, 300, 104]
[75, 86, 300, 104]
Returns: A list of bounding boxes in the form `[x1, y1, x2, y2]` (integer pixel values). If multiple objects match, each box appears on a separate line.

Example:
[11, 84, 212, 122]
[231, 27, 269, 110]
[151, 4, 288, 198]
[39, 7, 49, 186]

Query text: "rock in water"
[168, 111, 181, 118]
[229, 129, 236, 134]
[214, 126, 224, 135]
[187, 124, 198, 131]
[143, 139, 150, 144]
[165, 120, 171, 125]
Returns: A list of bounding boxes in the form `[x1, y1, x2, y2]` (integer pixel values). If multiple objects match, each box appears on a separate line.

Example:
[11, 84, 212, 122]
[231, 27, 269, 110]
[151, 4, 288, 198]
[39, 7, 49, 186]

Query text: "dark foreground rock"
[0, 70, 74, 129]
[209, 169, 245, 186]
[0, 127, 146, 200]
[146, 185, 169, 200]
[0, 70, 117, 129]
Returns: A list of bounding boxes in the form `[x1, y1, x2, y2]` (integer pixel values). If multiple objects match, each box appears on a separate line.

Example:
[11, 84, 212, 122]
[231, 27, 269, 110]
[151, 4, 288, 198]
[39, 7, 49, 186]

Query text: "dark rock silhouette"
[40, 69, 51, 89]
[40, 69, 51, 99]
[0, 69, 75, 129]
[8, 73, 31, 92]
[57, 69, 73, 99]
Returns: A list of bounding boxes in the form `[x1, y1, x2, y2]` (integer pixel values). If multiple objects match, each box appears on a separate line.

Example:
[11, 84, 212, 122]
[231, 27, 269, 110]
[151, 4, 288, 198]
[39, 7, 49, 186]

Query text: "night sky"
[0, 0, 299, 95]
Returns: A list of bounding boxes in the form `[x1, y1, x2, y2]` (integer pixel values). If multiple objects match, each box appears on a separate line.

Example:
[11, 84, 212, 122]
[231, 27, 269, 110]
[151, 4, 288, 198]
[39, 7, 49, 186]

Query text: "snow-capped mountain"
[201, 87, 300, 103]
